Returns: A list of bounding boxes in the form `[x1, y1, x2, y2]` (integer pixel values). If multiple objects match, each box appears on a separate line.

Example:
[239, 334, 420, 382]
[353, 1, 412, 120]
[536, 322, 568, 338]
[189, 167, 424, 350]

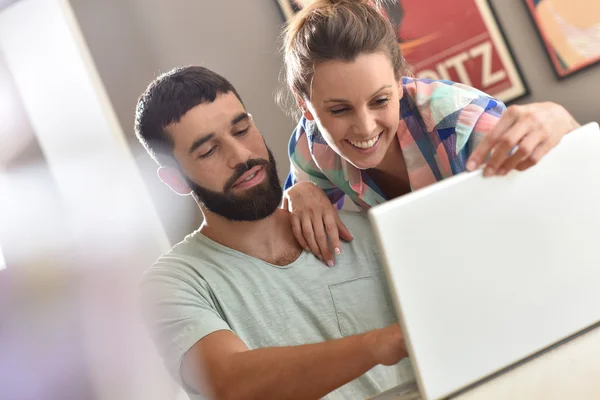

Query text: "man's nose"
[226, 139, 252, 169]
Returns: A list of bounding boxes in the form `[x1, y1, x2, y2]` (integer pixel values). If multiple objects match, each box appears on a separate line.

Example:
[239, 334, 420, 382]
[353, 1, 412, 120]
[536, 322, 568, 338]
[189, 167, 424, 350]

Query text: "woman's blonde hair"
[282, 0, 408, 100]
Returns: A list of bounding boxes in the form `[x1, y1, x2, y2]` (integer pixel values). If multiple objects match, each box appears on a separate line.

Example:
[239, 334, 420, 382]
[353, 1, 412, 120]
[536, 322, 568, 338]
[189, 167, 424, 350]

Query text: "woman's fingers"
[334, 210, 354, 242]
[302, 216, 324, 263]
[323, 212, 341, 258]
[515, 138, 556, 171]
[291, 214, 309, 251]
[483, 118, 532, 176]
[313, 216, 334, 267]
[467, 105, 520, 171]
[496, 131, 541, 175]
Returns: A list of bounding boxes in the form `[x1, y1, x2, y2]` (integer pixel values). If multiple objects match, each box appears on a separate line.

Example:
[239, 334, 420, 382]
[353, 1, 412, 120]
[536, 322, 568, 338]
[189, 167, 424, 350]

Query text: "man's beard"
[185, 149, 283, 222]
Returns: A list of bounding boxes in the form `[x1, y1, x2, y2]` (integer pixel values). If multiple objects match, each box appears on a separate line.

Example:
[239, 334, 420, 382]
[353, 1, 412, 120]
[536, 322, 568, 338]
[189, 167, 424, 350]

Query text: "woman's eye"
[330, 107, 350, 115]
[373, 97, 389, 107]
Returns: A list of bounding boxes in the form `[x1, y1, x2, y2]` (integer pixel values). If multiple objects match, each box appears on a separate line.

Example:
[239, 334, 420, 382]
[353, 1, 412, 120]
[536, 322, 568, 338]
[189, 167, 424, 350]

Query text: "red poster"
[277, 0, 528, 103]
[398, 0, 527, 102]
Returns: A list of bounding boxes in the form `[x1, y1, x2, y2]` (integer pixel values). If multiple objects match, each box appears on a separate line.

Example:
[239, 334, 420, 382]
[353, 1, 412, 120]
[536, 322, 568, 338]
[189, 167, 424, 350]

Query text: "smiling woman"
[280, 0, 579, 268]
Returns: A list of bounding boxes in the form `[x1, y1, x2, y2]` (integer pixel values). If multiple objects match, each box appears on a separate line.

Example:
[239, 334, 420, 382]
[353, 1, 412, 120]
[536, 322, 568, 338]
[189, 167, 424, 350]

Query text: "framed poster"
[524, 0, 600, 79]
[276, 0, 528, 104]
[276, 0, 302, 20]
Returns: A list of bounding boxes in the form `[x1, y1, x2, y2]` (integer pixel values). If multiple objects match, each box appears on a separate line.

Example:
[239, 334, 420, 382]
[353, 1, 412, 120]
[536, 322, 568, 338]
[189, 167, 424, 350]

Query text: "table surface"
[454, 324, 600, 400]
[372, 324, 600, 400]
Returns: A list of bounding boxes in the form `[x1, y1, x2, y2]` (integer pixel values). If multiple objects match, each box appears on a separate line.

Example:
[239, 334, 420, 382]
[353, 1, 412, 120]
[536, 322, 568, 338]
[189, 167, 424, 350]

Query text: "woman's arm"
[284, 122, 353, 266]
[285, 122, 347, 208]
[467, 102, 579, 176]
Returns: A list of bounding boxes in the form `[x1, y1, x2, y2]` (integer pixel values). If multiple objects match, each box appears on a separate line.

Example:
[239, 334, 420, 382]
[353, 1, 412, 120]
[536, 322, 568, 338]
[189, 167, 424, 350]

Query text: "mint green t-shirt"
[141, 211, 414, 400]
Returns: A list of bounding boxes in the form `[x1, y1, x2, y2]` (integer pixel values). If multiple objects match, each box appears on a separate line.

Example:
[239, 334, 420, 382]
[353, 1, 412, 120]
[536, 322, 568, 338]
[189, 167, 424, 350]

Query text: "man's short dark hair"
[134, 66, 244, 165]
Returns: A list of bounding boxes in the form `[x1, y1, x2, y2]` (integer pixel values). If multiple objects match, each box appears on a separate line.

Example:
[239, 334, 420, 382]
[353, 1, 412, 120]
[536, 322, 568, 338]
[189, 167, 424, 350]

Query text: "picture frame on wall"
[524, 0, 600, 79]
[276, 0, 301, 21]
[275, 0, 529, 104]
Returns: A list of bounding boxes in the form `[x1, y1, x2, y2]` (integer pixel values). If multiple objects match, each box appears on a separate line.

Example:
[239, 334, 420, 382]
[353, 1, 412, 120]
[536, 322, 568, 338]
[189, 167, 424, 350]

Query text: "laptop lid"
[368, 123, 600, 400]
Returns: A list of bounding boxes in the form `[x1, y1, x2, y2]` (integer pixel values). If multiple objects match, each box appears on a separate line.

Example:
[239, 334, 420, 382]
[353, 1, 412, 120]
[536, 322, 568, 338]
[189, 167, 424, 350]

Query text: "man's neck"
[199, 209, 303, 266]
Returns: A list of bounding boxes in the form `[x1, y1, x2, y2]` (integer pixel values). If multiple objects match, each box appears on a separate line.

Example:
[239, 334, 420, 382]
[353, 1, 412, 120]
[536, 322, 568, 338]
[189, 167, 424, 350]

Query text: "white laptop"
[368, 122, 600, 400]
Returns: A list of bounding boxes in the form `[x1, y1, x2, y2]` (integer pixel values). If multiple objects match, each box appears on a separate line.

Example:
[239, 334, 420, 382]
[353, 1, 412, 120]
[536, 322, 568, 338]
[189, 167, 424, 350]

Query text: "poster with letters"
[276, 0, 528, 103]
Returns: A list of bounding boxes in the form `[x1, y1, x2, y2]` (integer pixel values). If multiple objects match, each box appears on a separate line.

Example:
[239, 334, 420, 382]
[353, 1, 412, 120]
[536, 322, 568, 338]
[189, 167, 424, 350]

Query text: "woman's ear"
[302, 108, 315, 121]
[157, 166, 192, 196]
[396, 77, 404, 99]
[295, 93, 315, 121]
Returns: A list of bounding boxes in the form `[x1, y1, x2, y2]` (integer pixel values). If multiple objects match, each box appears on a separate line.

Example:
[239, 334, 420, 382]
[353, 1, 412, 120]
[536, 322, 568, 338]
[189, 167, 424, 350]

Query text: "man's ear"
[157, 166, 192, 196]
[295, 93, 315, 121]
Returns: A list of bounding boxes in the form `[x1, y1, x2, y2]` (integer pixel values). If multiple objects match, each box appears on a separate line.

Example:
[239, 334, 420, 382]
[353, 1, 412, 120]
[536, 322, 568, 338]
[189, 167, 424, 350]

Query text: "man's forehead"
[178, 93, 245, 129]
[166, 92, 247, 157]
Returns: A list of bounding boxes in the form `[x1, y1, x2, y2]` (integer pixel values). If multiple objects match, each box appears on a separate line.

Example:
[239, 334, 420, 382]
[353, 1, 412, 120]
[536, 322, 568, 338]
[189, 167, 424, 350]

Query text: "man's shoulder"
[335, 211, 386, 276]
[140, 230, 213, 285]
[337, 210, 370, 229]
[337, 211, 379, 248]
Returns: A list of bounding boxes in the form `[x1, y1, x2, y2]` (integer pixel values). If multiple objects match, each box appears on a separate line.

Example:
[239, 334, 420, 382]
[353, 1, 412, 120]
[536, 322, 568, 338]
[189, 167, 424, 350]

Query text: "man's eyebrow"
[231, 112, 249, 125]
[187, 113, 248, 155]
[188, 133, 215, 155]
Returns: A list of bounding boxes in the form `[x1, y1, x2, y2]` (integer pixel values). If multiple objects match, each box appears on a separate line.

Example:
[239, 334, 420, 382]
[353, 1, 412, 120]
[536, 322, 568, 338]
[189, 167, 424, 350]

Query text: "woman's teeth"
[349, 134, 380, 149]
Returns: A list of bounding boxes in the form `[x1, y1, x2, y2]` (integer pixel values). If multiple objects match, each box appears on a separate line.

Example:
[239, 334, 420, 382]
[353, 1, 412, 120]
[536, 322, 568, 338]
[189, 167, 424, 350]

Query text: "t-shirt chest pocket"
[328, 276, 396, 337]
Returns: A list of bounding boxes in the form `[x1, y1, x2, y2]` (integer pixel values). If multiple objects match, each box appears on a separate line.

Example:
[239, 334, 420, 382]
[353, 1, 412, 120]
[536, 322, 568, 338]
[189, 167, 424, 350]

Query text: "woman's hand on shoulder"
[467, 102, 579, 176]
[282, 182, 353, 267]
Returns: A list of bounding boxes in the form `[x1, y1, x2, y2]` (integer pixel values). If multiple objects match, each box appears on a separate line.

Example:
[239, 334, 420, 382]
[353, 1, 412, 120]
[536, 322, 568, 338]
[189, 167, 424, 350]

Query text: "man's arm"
[182, 324, 407, 400]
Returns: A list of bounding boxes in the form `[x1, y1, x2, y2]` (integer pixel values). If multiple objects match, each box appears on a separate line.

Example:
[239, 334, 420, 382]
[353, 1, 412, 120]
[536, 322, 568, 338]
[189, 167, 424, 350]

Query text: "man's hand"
[365, 324, 408, 366]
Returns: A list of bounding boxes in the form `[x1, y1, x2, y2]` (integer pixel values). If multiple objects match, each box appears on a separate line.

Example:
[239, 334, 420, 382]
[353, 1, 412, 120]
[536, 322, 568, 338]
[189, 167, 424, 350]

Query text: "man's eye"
[198, 147, 217, 159]
[234, 128, 250, 136]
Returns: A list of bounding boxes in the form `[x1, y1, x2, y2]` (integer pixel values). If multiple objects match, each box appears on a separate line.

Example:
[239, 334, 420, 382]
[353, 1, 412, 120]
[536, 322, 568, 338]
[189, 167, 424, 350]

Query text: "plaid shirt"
[284, 77, 506, 209]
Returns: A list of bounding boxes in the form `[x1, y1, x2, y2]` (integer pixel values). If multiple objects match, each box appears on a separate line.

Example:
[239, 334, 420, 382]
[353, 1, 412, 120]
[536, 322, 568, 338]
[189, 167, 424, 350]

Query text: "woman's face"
[304, 52, 401, 170]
